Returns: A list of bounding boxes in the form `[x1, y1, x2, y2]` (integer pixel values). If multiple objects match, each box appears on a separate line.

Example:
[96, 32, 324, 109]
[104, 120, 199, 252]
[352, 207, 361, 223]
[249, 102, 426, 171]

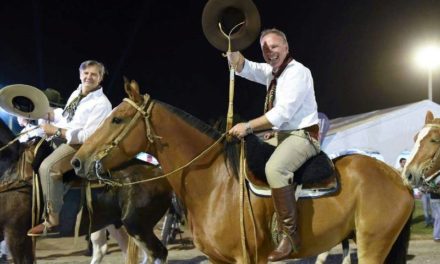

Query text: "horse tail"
[384, 206, 413, 264]
[125, 236, 139, 264]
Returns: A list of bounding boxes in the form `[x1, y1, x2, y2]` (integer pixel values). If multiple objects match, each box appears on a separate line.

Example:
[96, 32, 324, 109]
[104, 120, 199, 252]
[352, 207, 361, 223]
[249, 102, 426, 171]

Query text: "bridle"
[92, 94, 159, 184]
[419, 123, 440, 186]
[92, 93, 226, 186]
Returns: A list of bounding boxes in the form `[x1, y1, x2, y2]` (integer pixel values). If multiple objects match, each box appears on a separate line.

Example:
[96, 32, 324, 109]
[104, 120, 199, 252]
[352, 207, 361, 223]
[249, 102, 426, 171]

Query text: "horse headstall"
[91, 94, 158, 185]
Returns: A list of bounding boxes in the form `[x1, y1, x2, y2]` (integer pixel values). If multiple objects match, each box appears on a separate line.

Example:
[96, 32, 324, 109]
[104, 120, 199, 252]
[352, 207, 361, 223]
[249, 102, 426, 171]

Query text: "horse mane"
[430, 117, 440, 125]
[158, 101, 240, 178]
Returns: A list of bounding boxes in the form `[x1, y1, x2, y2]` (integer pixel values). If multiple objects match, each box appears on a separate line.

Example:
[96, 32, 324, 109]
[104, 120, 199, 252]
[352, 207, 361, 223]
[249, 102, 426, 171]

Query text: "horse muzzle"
[94, 159, 110, 180]
[71, 157, 85, 177]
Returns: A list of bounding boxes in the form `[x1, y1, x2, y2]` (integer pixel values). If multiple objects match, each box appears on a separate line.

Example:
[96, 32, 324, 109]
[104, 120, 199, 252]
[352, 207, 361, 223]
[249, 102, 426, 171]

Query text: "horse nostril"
[71, 158, 81, 170]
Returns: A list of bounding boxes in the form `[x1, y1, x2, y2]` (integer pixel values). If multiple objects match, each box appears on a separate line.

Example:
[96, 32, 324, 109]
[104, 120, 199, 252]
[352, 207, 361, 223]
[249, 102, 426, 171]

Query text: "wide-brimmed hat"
[0, 84, 50, 120]
[202, 0, 260, 52]
[44, 88, 64, 107]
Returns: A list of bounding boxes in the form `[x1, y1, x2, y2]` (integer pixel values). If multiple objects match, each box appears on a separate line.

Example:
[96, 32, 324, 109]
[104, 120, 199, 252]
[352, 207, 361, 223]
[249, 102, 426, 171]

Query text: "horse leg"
[314, 239, 351, 264]
[0, 239, 9, 260]
[356, 212, 412, 264]
[341, 239, 351, 264]
[90, 228, 108, 264]
[4, 226, 34, 264]
[125, 227, 167, 264]
[106, 225, 129, 261]
[315, 251, 329, 264]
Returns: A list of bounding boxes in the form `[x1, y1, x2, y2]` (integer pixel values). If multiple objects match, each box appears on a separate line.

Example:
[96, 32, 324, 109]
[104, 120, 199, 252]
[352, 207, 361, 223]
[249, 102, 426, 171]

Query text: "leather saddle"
[243, 134, 339, 198]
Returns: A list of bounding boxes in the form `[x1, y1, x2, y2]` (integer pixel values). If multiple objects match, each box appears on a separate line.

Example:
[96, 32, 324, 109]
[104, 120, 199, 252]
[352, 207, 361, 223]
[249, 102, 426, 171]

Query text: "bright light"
[415, 44, 440, 69]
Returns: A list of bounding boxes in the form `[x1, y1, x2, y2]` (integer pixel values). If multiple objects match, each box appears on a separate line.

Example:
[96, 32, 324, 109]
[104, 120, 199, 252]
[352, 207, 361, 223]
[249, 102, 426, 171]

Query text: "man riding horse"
[227, 28, 320, 262]
[27, 60, 112, 236]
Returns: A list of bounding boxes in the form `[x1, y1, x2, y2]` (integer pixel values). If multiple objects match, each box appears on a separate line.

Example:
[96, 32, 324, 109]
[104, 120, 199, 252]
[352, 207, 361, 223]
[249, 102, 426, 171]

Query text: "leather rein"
[92, 94, 226, 186]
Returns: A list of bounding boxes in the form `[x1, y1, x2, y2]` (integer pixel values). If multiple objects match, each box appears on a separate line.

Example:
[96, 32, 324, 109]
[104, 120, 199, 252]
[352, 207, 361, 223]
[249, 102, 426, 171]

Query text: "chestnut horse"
[403, 111, 440, 190]
[72, 80, 414, 264]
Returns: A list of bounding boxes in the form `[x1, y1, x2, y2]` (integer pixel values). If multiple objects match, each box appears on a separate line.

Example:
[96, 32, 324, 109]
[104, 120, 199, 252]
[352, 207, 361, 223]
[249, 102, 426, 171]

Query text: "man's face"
[400, 159, 407, 167]
[260, 33, 289, 71]
[80, 65, 103, 93]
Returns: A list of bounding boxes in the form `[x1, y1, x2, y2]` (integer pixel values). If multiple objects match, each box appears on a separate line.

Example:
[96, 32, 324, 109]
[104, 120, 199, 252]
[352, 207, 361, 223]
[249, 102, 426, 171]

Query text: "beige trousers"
[39, 143, 77, 214]
[265, 130, 320, 188]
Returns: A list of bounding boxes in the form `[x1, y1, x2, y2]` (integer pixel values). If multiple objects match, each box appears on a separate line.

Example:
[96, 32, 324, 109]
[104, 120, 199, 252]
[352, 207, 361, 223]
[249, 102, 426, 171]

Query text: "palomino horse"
[404, 111, 440, 190]
[0, 118, 172, 264]
[72, 80, 414, 264]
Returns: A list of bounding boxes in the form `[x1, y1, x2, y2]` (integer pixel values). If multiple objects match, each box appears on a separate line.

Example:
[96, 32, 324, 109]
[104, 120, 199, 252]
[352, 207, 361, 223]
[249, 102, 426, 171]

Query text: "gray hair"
[79, 60, 106, 79]
[260, 28, 288, 45]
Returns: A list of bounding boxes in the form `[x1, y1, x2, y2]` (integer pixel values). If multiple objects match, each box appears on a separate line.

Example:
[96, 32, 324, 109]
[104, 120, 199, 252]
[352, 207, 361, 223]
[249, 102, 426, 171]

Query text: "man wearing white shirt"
[227, 28, 320, 261]
[27, 60, 112, 236]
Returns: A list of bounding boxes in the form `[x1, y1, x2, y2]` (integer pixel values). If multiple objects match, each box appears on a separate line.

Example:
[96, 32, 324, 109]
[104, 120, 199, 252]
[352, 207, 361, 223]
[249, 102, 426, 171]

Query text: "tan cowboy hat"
[0, 84, 50, 120]
[44, 88, 65, 108]
[202, 0, 261, 52]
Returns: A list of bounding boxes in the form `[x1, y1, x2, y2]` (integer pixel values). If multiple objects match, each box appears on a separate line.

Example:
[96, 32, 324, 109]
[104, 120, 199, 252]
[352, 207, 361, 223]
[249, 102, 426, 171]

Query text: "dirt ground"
[29, 226, 440, 264]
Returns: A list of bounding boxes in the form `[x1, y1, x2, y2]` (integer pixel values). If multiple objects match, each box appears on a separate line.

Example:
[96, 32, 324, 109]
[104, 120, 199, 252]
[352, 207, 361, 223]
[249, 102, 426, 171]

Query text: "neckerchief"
[62, 88, 87, 122]
[264, 55, 293, 113]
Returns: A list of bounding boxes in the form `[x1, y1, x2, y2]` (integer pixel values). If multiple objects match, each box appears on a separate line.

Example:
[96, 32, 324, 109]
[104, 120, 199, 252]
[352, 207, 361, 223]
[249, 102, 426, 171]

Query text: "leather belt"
[301, 124, 319, 141]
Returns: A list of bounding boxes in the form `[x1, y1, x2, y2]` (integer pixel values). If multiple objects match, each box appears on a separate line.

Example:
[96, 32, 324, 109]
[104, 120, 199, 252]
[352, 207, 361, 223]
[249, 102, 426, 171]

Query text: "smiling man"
[227, 28, 320, 261]
[27, 60, 112, 237]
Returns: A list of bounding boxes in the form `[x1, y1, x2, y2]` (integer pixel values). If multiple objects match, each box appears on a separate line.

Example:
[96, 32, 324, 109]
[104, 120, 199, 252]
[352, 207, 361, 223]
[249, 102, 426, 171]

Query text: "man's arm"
[229, 115, 273, 139]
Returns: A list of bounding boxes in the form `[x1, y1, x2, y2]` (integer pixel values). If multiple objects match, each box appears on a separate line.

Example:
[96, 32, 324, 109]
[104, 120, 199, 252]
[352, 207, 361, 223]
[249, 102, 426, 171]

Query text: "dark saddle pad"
[244, 134, 334, 185]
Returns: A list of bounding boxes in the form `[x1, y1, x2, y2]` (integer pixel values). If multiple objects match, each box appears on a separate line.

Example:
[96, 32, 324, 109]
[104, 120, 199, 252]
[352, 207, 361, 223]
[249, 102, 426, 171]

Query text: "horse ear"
[123, 76, 131, 95]
[425, 111, 434, 124]
[126, 80, 142, 103]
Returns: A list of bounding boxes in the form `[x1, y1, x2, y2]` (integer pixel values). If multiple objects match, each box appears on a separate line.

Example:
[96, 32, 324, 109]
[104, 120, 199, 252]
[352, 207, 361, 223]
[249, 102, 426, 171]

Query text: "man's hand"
[42, 108, 55, 122]
[40, 123, 58, 136]
[226, 51, 244, 72]
[228, 122, 251, 139]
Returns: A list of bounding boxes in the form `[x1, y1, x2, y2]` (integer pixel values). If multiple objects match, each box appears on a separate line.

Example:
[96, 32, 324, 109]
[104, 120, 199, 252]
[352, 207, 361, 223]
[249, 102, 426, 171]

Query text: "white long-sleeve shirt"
[238, 59, 319, 131]
[52, 85, 112, 144]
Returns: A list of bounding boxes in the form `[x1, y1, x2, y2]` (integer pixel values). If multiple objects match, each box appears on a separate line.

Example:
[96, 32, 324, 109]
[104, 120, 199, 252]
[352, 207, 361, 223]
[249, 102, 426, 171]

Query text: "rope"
[218, 21, 245, 135]
[31, 136, 46, 254]
[239, 140, 259, 264]
[239, 140, 250, 263]
[0, 126, 41, 152]
[100, 133, 227, 187]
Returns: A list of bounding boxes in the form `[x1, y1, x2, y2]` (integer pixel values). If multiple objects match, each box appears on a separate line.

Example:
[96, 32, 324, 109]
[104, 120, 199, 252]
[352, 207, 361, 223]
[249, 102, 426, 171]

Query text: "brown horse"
[72, 80, 414, 264]
[0, 117, 172, 264]
[403, 111, 440, 189]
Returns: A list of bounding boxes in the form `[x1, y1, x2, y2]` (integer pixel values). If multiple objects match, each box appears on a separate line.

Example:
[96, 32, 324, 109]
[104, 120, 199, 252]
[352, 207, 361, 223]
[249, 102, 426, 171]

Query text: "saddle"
[243, 134, 339, 198]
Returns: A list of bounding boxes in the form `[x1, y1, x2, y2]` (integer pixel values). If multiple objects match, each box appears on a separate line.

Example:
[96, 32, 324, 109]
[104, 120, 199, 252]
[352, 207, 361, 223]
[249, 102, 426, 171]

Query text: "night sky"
[1, 0, 440, 124]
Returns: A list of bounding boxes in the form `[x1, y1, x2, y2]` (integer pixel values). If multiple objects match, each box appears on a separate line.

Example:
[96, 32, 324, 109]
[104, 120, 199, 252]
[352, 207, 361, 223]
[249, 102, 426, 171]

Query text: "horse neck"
[150, 103, 233, 196]
[0, 120, 21, 178]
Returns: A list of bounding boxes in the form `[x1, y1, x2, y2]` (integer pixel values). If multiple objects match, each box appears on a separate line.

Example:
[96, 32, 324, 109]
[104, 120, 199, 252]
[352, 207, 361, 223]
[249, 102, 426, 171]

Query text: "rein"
[93, 95, 227, 187]
[0, 126, 41, 153]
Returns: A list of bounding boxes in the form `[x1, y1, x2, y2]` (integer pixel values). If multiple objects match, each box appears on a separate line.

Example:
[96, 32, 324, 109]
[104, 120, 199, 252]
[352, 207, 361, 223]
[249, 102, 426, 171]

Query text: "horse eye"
[431, 138, 440, 143]
[112, 117, 123, 124]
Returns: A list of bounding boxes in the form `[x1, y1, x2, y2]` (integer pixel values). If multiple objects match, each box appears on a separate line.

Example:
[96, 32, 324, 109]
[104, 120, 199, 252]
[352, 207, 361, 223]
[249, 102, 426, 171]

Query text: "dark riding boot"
[268, 184, 300, 262]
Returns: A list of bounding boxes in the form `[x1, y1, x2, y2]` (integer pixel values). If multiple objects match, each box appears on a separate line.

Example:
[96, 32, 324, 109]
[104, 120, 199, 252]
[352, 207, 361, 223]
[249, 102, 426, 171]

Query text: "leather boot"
[268, 184, 300, 262]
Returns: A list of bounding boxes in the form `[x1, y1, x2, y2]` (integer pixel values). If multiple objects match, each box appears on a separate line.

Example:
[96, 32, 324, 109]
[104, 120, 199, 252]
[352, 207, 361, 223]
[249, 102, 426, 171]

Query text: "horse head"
[72, 79, 151, 179]
[404, 111, 440, 188]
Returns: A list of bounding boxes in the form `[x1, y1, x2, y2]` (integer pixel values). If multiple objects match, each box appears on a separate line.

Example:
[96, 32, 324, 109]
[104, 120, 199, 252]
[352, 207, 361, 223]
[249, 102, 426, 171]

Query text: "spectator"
[431, 192, 440, 241]
[397, 157, 406, 172]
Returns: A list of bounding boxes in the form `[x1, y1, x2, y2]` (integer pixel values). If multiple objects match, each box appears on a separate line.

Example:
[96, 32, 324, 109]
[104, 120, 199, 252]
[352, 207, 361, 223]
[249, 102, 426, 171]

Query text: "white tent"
[321, 100, 440, 166]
